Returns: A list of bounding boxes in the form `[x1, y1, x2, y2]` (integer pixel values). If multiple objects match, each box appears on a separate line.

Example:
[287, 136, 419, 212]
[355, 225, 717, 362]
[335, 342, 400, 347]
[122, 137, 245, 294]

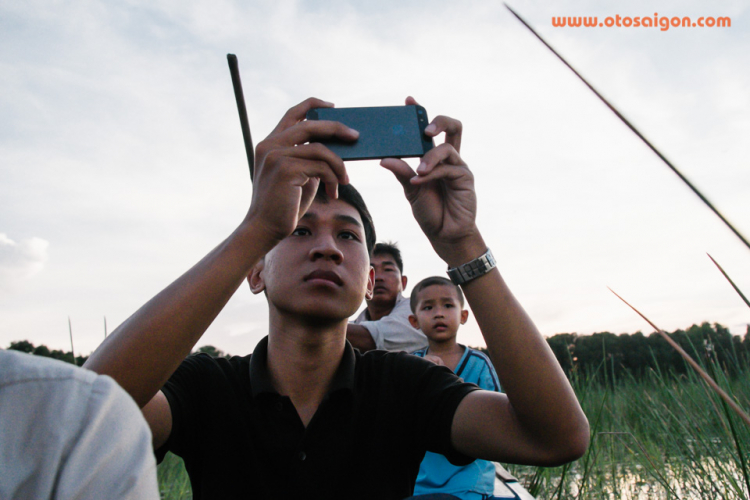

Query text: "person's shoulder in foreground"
[0, 349, 159, 500]
[84, 96, 590, 499]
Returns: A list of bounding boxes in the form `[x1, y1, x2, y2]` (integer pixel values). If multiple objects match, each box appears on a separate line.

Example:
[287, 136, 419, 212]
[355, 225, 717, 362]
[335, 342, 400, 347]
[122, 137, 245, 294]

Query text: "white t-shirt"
[352, 293, 428, 352]
[0, 350, 159, 500]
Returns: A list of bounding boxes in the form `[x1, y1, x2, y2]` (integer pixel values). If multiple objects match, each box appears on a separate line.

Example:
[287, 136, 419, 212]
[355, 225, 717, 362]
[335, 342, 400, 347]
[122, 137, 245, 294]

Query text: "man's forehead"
[301, 198, 363, 227]
[371, 255, 398, 267]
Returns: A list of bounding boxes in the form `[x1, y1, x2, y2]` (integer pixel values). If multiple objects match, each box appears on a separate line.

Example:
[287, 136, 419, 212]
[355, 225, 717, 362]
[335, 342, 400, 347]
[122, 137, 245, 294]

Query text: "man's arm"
[346, 323, 377, 351]
[350, 298, 428, 352]
[450, 268, 589, 465]
[381, 98, 589, 466]
[83, 98, 358, 437]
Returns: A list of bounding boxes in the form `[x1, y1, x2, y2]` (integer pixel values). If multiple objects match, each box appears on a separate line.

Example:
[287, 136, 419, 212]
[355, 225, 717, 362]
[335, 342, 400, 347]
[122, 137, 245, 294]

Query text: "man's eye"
[422, 306, 432, 311]
[292, 227, 311, 236]
[445, 303, 454, 308]
[340, 231, 359, 241]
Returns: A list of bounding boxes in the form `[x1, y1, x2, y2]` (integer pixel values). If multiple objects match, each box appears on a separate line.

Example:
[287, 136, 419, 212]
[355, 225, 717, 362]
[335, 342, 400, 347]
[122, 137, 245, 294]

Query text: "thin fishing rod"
[504, 4, 750, 253]
[227, 54, 255, 181]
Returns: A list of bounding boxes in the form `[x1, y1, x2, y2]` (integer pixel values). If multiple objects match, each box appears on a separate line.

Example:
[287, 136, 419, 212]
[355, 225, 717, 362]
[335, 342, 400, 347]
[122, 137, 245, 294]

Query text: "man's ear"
[460, 309, 469, 325]
[408, 314, 421, 330]
[365, 267, 375, 300]
[248, 262, 266, 295]
[401, 275, 408, 290]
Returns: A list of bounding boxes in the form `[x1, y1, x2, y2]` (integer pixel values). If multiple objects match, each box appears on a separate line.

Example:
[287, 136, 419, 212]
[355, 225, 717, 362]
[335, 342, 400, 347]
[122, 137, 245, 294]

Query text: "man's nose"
[309, 235, 344, 263]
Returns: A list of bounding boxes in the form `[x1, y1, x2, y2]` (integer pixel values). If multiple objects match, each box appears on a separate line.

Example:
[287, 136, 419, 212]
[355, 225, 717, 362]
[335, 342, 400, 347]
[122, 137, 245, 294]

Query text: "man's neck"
[266, 312, 347, 427]
[366, 296, 399, 321]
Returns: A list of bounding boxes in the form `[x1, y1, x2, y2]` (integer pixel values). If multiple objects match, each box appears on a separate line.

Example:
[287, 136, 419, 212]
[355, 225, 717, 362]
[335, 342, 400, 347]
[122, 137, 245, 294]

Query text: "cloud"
[0, 233, 49, 290]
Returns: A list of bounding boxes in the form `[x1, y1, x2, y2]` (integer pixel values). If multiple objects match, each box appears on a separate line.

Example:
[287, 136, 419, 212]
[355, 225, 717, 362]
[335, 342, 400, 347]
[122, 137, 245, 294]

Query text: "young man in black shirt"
[85, 97, 589, 499]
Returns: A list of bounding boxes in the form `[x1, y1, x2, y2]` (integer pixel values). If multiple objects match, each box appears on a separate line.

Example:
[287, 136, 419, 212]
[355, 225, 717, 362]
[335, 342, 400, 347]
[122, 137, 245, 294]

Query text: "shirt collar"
[249, 336, 357, 399]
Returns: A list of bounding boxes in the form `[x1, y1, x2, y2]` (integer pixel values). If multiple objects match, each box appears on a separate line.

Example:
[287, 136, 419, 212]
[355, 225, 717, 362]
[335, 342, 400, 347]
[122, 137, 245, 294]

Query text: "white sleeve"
[356, 299, 429, 352]
[55, 374, 160, 500]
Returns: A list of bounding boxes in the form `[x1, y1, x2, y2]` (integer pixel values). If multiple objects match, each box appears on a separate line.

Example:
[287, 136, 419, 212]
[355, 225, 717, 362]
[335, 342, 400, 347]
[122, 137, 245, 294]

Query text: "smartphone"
[305, 105, 434, 161]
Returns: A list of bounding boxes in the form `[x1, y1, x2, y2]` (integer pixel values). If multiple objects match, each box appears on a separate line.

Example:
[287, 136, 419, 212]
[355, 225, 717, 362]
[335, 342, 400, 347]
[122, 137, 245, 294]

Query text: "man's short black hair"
[315, 183, 376, 255]
[409, 276, 465, 313]
[372, 242, 403, 274]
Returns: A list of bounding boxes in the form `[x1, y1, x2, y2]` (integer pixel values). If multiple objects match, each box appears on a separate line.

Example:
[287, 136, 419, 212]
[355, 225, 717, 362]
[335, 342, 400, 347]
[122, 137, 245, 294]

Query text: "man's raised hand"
[246, 98, 359, 251]
[380, 97, 482, 265]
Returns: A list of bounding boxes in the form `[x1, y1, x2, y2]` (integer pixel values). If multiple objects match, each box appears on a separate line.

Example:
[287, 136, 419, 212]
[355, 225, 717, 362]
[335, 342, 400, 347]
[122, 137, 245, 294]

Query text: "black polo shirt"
[157, 336, 480, 499]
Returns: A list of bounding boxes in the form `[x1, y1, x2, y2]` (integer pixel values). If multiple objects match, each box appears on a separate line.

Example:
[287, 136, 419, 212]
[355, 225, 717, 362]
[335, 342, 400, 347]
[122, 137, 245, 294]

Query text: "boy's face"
[408, 284, 468, 342]
[250, 198, 374, 322]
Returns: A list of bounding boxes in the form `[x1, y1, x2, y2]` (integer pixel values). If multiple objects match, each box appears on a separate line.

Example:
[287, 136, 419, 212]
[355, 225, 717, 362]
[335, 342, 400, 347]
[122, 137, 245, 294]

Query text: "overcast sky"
[2, 0, 749, 356]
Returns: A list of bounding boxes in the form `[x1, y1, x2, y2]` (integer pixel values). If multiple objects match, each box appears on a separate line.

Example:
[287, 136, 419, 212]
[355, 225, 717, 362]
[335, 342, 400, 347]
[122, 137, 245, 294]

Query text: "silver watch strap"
[447, 249, 496, 286]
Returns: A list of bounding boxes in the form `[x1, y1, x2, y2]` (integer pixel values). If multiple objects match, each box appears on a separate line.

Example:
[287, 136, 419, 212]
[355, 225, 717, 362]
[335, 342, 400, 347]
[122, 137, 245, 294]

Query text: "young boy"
[409, 276, 501, 500]
[84, 97, 589, 499]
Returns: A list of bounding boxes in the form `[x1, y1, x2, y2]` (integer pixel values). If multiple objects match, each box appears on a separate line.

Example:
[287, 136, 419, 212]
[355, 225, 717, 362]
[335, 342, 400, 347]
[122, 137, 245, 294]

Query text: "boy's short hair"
[372, 242, 403, 273]
[316, 183, 376, 255]
[409, 276, 465, 313]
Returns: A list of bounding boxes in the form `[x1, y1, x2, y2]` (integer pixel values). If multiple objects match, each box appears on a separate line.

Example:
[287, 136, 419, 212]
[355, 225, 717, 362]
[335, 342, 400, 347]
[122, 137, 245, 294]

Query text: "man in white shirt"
[0, 349, 159, 500]
[347, 242, 428, 352]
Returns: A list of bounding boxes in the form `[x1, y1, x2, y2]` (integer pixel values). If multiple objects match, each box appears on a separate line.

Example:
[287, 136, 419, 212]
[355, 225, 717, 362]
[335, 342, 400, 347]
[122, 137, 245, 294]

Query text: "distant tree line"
[544, 322, 750, 385]
[7, 322, 750, 386]
[4, 340, 230, 366]
[6, 340, 89, 366]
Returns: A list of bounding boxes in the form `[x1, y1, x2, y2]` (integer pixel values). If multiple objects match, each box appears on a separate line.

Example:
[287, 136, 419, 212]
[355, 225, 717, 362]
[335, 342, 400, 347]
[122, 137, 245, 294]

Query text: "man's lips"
[303, 270, 343, 286]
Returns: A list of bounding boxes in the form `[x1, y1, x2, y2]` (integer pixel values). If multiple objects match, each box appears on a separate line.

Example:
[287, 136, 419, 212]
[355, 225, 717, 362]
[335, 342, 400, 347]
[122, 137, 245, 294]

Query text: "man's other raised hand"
[380, 97, 483, 267]
[246, 98, 358, 253]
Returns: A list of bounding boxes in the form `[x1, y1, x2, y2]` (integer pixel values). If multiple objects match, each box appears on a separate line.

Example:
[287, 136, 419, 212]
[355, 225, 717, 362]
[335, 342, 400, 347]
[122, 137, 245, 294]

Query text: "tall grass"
[505, 349, 750, 499]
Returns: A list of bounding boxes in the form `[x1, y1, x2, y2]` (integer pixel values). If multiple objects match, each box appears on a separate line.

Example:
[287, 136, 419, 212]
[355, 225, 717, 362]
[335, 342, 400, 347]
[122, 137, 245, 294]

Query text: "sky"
[2, 0, 749, 357]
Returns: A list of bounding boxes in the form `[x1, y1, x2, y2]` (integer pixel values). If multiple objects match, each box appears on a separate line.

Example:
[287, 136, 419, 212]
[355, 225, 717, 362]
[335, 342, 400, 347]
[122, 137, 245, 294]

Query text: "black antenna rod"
[504, 4, 750, 252]
[227, 54, 255, 181]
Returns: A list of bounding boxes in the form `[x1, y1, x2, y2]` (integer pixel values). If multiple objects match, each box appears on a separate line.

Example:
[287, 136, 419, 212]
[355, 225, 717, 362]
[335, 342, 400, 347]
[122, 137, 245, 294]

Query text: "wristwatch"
[447, 249, 496, 286]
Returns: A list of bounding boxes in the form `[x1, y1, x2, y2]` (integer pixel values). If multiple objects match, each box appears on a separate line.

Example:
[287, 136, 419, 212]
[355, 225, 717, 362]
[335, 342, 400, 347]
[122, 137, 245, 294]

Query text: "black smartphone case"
[306, 105, 434, 161]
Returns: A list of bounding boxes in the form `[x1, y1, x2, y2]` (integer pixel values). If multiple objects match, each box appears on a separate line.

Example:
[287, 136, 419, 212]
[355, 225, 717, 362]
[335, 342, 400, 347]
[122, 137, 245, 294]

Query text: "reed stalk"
[609, 288, 750, 429]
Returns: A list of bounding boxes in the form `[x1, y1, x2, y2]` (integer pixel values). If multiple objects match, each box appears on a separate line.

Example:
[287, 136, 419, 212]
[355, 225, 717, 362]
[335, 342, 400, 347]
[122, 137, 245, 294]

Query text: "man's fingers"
[271, 153, 343, 206]
[380, 158, 417, 189]
[424, 115, 463, 152]
[275, 143, 350, 186]
[299, 177, 322, 212]
[272, 97, 335, 134]
[415, 143, 464, 176]
[277, 119, 359, 150]
[410, 162, 473, 186]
